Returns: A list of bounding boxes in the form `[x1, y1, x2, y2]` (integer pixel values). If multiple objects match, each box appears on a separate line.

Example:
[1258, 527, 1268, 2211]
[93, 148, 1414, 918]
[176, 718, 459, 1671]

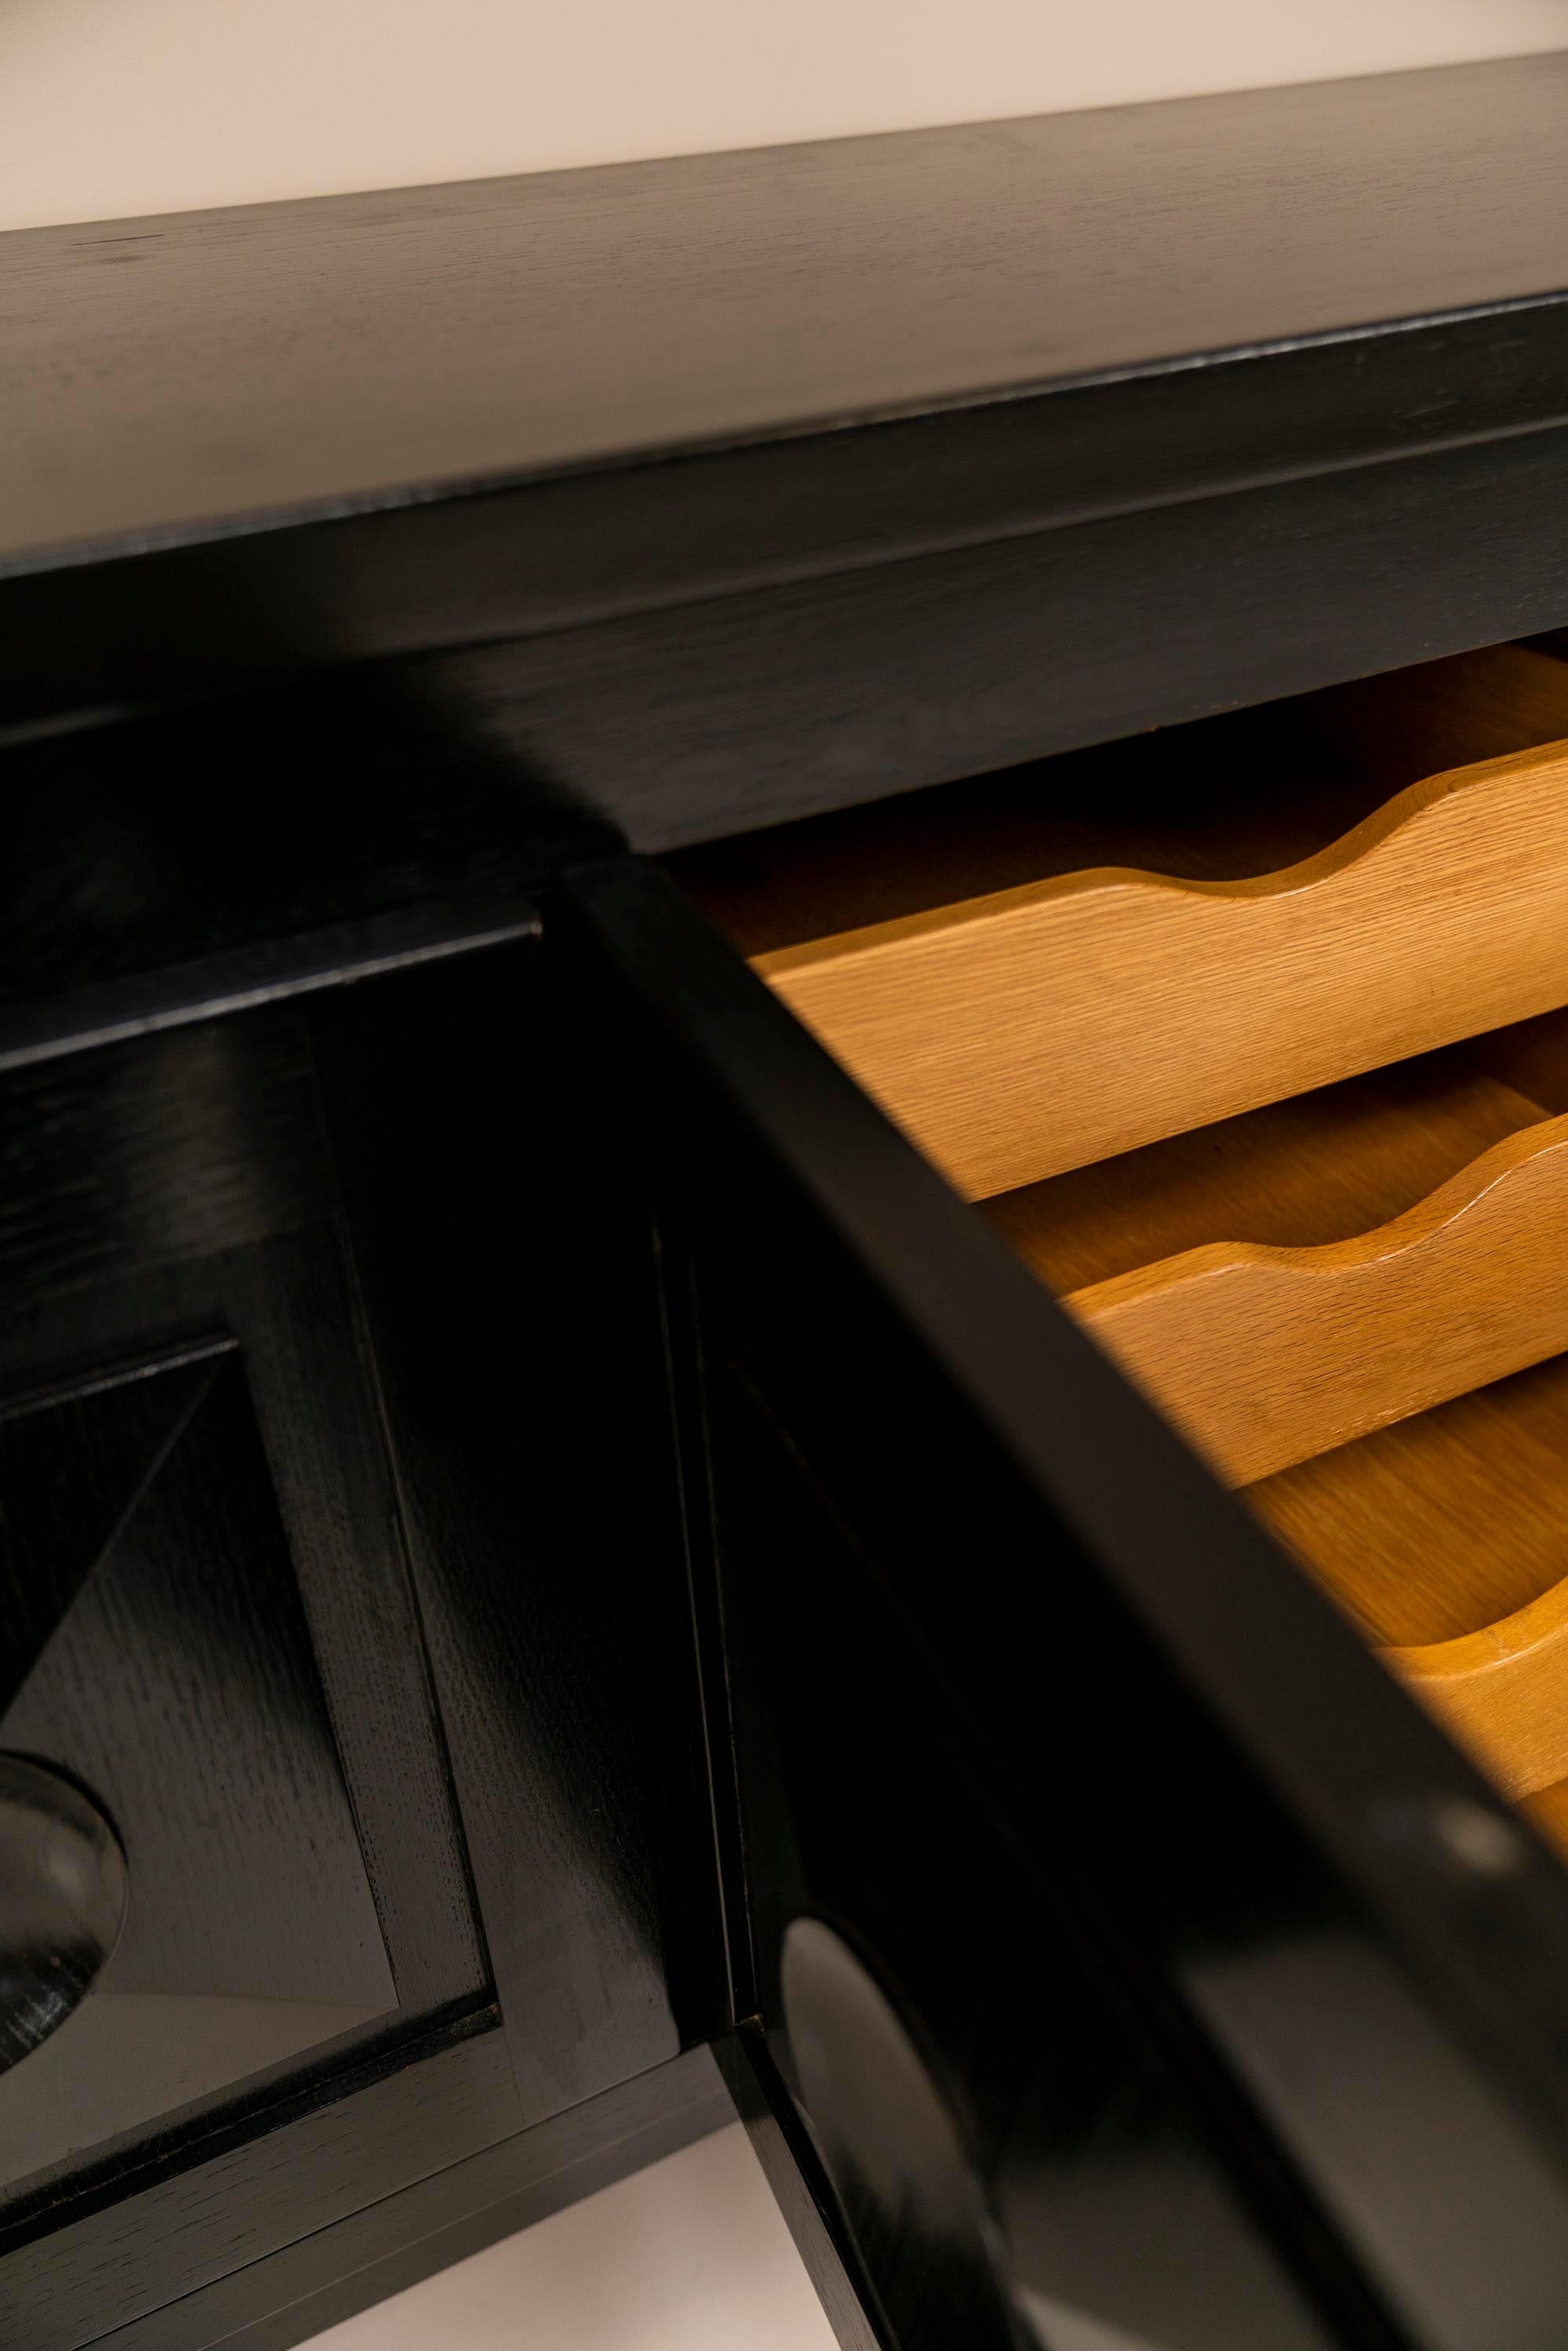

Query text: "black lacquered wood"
[5, 58, 1568, 848]
[0, 1001, 501, 2268]
[89, 2044, 731, 2351]
[0, 1761, 126, 2077]
[716, 2025, 893, 2351]
[7, 56, 1568, 570]
[0, 1011, 483, 2025]
[3, 2011, 517, 2351]
[306, 939, 699, 2121]
[779, 1918, 1028, 2351]
[0, 668, 589, 1014]
[561, 852, 1568, 2351]
[0, 880, 737, 2345]
[10, 50, 1568, 2342]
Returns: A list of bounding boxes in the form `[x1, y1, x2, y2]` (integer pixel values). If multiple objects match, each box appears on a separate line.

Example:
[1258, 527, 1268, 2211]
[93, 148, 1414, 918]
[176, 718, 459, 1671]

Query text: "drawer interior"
[677, 639, 1568, 1199]
[673, 634, 1568, 1858]
[676, 640, 1568, 960]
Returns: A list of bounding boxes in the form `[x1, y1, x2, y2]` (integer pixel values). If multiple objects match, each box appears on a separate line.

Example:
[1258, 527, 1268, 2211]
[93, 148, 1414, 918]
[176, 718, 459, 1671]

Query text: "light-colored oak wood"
[673, 719, 1375, 956]
[991, 1035, 1568, 1796]
[1063, 1111, 1568, 1487]
[757, 734, 1568, 1197]
[1390, 1579, 1568, 1800]
[1298, 640, 1568, 795]
[688, 640, 1568, 1817]
[1247, 1358, 1568, 1800]
[678, 645, 1568, 962]
[986, 1048, 1541, 1295]
[1454, 1001, 1568, 1117]
[1521, 1775, 1568, 1865]
[1244, 1353, 1568, 1648]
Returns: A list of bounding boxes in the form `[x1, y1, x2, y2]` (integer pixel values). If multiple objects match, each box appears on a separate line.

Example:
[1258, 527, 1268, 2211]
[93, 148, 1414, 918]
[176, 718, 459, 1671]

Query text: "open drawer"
[683, 639, 1568, 1197]
[678, 639, 1568, 1850]
[993, 1027, 1568, 1834]
[559, 638, 1568, 2351]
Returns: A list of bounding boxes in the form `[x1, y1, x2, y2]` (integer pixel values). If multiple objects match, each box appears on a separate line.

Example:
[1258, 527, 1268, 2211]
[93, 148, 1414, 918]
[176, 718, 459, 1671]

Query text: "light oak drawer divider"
[758, 742, 1568, 1199]
[1392, 1589, 1568, 1801]
[1064, 1113, 1568, 1487]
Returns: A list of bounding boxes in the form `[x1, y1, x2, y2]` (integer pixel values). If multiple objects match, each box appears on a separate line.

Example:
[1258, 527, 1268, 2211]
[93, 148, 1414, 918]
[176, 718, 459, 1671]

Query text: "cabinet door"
[0, 990, 514, 2349]
[558, 854, 1568, 2351]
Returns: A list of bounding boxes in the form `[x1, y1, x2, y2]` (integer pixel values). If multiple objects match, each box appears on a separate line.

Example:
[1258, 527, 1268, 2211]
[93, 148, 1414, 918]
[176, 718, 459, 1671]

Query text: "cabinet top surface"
[5, 50, 1568, 572]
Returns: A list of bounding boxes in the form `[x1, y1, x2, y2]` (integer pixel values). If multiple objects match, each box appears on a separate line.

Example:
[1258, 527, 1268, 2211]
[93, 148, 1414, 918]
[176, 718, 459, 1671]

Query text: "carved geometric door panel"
[0, 1010, 490, 2227]
[0, 1343, 395, 2188]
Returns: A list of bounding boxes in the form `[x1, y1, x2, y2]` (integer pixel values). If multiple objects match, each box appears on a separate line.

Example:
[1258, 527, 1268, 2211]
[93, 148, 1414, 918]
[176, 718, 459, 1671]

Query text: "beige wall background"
[3, 0, 1566, 232]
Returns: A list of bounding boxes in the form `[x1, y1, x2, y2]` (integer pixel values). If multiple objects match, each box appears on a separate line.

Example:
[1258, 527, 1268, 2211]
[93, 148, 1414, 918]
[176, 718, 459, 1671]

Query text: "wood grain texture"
[757, 734, 1568, 1197]
[1521, 1776, 1568, 1867]
[1300, 641, 1568, 795]
[0, 2014, 519, 2351]
[7, 59, 1568, 574]
[1391, 1583, 1568, 1802]
[403, 421, 1568, 856]
[1245, 1352, 1568, 1648]
[0, 1350, 396, 2021]
[1452, 1000, 1568, 1117]
[5, 62, 1568, 811]
[310, 948, 691, 2124]
[0, 1008, 487, 2029]
[674, 713, 1377, 957]
[0, 994, 500, 2289]
[87, 2045, 730, 2351]
[1067, 1111, 1568, 1487]
[986, 1045, 1541, 1295]
[561, 854, 1568, 2343]
[567, 855, 1568, 2126]
[681, 643, 1568, 960]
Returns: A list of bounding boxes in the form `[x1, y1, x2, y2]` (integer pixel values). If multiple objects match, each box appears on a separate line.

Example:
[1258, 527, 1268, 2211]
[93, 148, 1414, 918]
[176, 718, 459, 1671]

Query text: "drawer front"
[561, 853, 1568, 2351]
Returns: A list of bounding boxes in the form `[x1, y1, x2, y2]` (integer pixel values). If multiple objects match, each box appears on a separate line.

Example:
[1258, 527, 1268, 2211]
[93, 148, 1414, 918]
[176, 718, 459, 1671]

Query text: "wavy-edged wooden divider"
[1392, 1590, 1568, 1800]
[1064, 1109, 1568, 1801]
[1065, 1111, 1568, 1487]
[758, 739, 1568, 1199]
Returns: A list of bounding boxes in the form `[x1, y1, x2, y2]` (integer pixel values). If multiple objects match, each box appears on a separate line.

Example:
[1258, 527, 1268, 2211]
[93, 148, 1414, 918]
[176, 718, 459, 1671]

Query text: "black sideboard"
[7, 50, 1568, 2351]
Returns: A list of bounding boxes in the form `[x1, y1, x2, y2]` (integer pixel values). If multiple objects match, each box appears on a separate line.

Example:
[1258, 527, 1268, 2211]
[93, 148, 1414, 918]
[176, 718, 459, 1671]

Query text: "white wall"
[3, 0, 1566, 231]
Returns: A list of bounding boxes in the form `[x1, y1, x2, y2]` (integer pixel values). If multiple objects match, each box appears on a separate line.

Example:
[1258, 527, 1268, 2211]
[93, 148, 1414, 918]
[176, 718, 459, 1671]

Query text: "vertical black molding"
[716, 2026, 893, 2351]
[313, 935, 724, 2117]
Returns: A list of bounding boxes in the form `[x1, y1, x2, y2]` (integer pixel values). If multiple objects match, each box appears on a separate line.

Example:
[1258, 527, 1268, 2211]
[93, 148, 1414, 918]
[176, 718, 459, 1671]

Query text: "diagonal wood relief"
[0, 1343, 397, 2195]
[0, 1346, 221, 1716]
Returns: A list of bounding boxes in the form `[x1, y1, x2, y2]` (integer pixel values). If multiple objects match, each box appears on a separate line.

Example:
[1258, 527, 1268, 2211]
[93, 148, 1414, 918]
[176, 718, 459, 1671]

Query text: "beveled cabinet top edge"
[5, 51, 1568, 577]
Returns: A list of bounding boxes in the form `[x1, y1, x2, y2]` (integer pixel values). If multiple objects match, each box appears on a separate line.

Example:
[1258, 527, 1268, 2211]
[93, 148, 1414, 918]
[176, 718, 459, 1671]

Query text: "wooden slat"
[1299, 641, 1568, 795]
[757, 725, 1568, 1198]
[1453, 1001, 1568, 1118]
[1064, 1113, 1568, 1486]
[686, 644, 1568, 961]
[1239, 1319, 1568, 1810]
[674, 713, 1377, 956]
[988, 1046, 1541, 1297]
[1521, 1775, 1568, 1865]
[1245, 1351, 1568, 1649]
[1391, 1583, 1568, 1802]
